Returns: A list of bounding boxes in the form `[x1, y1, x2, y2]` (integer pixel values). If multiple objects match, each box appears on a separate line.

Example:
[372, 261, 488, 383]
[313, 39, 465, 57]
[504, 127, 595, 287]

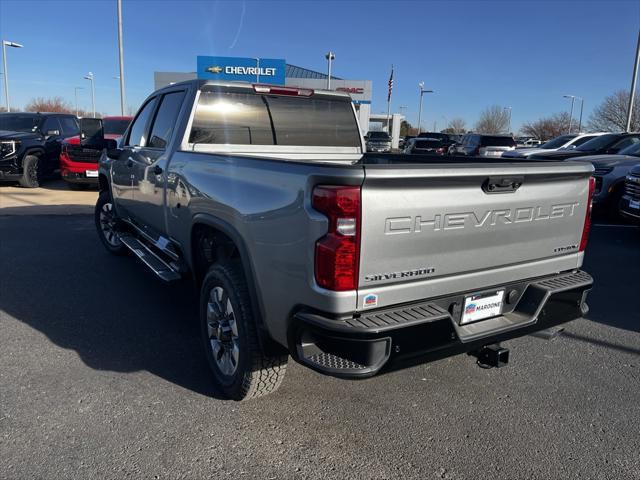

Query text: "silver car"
[503, 133, 607, 159]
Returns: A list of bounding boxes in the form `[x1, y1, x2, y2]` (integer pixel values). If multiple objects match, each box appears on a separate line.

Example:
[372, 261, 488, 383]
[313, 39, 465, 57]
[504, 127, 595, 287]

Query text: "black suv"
[0, 112, 79, 187]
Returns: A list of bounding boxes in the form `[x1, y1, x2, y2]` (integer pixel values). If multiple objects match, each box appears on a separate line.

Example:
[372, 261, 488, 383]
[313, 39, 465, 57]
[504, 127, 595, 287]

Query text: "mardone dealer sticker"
[461, 290, 505, 325]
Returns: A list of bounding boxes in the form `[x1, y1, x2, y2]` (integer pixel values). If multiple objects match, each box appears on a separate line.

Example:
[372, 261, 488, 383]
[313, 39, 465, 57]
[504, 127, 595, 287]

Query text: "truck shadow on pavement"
[0, 208, 224, 399]
[0, 209, 637, 401]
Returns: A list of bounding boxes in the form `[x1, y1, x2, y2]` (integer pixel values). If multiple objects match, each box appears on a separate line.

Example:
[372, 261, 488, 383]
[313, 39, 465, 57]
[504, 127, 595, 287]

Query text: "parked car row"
[0, 112, 132, 189]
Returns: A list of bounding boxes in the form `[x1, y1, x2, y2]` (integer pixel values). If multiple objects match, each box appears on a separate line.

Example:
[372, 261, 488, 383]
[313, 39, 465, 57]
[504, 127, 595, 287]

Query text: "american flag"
[387, 66, 394, 102]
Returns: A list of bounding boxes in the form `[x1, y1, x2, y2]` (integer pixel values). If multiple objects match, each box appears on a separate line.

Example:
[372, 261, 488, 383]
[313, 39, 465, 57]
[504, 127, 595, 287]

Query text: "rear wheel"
[18, 155, 40, 188]
[200, 261, 288, 400]
[95, 191, 127, 255]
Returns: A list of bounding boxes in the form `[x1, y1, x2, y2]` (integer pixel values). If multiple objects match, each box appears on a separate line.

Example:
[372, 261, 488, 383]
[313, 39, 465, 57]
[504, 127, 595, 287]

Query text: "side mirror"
[80, 118, 104, 147]
[105, 139, 122, 159]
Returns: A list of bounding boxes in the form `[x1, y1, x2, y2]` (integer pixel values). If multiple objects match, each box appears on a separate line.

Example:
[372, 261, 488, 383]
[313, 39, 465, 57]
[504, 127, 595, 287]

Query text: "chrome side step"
[119, 234, 182, 282]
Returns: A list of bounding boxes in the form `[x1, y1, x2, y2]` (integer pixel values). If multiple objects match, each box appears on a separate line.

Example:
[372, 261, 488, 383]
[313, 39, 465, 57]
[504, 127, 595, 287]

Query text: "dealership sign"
[197, 56, 286, 85]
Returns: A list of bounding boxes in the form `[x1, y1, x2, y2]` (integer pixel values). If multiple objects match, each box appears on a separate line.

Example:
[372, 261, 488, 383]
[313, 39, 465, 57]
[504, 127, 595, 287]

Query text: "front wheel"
[18, 155, 40, 188]
[95, 191, 127, 255]
[201, 261, 288, 400]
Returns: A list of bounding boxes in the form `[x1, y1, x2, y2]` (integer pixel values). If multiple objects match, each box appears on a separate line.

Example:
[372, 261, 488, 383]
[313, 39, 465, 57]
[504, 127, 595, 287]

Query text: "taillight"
[312, 185, 361, 291]
[579, 176, 596, 252]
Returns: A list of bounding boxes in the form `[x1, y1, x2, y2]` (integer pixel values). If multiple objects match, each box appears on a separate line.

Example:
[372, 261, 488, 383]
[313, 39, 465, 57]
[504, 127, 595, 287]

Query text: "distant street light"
[417, 81, 434, 134]
[504, 106, 512, 133]
[84, 72, 96, 118]
[74, 87, 83, 117]
[2, 40, 24, 112]
[325, 51, 335, 90]
[563, 95, 577, 133]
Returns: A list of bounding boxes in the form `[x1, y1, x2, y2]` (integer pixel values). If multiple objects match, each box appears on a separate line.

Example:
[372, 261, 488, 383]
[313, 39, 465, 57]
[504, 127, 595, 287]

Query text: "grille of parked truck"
[620, 164, 640, 222]
[60, 116, 132, 188]
[90, 80, 595, 400]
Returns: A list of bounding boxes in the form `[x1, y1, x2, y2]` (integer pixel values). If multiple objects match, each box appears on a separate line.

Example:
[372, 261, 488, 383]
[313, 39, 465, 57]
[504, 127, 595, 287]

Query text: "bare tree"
[475, 105, 510, 134]
[521, 112, 573, 140]
[25, 97, 74, 114]
[588, 90, 640, 132]
[446, 118, 466, 134]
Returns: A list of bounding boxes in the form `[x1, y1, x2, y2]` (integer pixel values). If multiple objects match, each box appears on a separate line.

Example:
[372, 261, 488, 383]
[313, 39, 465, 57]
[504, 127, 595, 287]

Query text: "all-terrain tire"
[95, 191, 127, 255]
[200, 261, 288, 400]
[18, 155, 40, 188]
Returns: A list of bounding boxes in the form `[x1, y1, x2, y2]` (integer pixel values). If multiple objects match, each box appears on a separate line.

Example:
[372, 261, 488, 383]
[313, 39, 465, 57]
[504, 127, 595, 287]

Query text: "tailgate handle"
[483, 176, 524, 194]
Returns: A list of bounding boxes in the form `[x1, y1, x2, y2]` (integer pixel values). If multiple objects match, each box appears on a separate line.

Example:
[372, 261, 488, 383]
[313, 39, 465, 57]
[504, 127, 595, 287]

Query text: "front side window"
[148, 91, 186, 149]
[126, 97, 158, 147]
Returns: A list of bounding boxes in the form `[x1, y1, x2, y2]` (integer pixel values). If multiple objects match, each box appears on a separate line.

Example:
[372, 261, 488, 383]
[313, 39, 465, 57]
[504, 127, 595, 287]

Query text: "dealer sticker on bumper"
[86, 170, 98, 178]
[461, 290, 505, 325]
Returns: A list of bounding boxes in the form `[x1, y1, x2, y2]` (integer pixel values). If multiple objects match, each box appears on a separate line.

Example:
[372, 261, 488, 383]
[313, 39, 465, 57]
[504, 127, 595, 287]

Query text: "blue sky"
[1, 0, 639, 132]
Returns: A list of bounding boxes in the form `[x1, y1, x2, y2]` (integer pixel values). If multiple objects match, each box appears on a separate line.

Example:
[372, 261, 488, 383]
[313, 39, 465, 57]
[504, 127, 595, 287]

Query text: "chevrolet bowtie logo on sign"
[197, 56, 286, 85]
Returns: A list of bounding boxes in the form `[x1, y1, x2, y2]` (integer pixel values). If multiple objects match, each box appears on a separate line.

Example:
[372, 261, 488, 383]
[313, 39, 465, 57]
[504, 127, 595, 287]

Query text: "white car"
[503, 132, 608, 159]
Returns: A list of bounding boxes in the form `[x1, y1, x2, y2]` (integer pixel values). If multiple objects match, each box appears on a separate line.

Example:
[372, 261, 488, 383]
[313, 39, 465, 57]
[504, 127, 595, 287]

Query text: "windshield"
[103, 119, 131, 136]
[368, 132, 390, 140]
[0, 114, 42, 133]
[541, 135, 576, 149]
[618, 142, 640, 156]
[575, 134, 618, 151]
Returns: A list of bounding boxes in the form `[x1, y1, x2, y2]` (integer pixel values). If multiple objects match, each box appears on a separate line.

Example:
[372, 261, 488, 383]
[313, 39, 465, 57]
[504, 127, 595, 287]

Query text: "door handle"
[153, 165, 163, 175]
[126, 158, 134, 167]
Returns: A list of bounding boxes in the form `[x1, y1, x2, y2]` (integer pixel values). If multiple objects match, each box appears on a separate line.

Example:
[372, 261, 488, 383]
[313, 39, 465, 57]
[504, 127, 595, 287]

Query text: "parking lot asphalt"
[0, 206, 639, 479]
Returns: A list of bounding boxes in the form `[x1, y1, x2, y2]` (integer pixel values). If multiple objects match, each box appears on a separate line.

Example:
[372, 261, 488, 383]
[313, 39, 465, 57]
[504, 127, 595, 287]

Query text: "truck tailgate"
[358, 162, 593, 308]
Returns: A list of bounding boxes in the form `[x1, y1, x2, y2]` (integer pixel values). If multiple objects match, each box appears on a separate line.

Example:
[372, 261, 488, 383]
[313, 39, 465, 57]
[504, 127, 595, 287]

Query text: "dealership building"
[154, 56, 404, 146]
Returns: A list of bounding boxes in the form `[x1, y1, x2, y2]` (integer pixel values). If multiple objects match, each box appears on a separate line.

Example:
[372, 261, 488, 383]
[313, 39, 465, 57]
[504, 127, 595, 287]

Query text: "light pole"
[2, 40, 23, 112]
[563, 95, 576, 133]
[577, 97, 584, 132]
[254, 58, 260, 83]
[74, 87, 83, 117]
[417, 81, 434, 134]
[625, 29, 640, 132]
[84, 72, 96, 118]
[504, 106, 512, 133]
[325, 52, 335, 90]
[116, 0, 126, 116]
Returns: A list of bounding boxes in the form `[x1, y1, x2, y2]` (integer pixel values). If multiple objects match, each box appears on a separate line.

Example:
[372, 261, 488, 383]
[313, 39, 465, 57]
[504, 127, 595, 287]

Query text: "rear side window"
[148, 91, 186, 149]
[126, 98, 158, 147]
[481, 136, 516, 147]
[189, 90, 360, 147]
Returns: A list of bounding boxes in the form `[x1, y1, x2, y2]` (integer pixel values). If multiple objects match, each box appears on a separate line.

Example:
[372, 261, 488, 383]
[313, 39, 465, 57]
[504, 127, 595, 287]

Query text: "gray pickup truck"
[92, 80, 595, 400]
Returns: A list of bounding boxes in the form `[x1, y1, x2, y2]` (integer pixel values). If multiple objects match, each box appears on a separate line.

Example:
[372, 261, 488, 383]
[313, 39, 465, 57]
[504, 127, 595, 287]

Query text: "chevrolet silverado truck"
[94, 80, 595, 400]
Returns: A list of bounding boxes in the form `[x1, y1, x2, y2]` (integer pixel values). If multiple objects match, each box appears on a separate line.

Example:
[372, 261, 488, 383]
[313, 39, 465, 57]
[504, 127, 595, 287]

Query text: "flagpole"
[386, 65, 393, 133]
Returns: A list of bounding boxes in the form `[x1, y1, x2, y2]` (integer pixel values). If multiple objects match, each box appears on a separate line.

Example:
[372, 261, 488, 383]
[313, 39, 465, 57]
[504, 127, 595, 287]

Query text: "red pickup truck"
[60, 116, 132, 189]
